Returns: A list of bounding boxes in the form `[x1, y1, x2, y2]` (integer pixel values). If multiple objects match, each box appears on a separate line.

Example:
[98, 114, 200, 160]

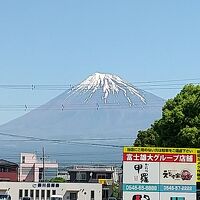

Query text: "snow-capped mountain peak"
[68, 72, 146, 105]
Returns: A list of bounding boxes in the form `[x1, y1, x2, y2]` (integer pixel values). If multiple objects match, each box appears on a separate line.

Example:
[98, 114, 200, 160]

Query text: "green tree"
[134, 84, 200, 147]
[49, 177, 66, 183]
[112, 183, 119, 199]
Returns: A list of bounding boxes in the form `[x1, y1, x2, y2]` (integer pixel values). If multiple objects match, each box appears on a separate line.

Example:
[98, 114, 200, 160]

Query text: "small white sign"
[160, 162, 196, 185]
[123, 162, 159, 184]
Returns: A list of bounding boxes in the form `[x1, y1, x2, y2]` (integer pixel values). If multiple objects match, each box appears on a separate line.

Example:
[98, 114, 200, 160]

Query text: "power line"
[0, 137, 133, 142]
[0, 131, 132, 149]
[0, 132, 63, 143]
[0, 78, 199, 90]
[0, 104, 164, 111]
[0, 85, 190, 91]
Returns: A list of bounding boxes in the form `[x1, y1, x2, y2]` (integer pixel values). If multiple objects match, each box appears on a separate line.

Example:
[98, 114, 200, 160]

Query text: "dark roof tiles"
[0, 159, 18, 167]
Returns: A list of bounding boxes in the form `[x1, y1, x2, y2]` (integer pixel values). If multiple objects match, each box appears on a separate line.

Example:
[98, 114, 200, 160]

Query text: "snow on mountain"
[0, 73, 165, 163]
[70, 72, 146, 105]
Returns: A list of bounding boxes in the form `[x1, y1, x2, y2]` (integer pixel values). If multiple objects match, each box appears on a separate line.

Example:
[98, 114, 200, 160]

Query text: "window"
[0, 168, 8, 172]
[102, 189, 108, 199]
[47, 190, 50, 200]
[36, 190, 39, 199]
[76, 172, 87, 180]
[22, 167, 33, 175]
[22, 156, 25, 163]
[39, 169, 44, 182]
[91, 191, 94, 200]
[30, 190, 34, 198]
[97, 174, 106, 179]
[52, 190, 56, 195]
[47, 183, 50, 187]
[70, 192, 77, 200]
[19, 189, 23, 199]
[51, 183, 55, 187]
[41, 190, 45, 199]
[56, 184, 59, 187]
[24, 190, 28, 197]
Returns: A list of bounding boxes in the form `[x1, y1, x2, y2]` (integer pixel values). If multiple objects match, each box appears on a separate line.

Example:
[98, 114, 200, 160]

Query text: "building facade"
[0, 159, 18, 182]
[0, 181, 102, 200]
[68, 165, 118, 200]
[19, 153, 58, 182]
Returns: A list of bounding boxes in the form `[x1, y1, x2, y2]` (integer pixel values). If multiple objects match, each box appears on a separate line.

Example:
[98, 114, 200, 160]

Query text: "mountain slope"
[0, 73, 165, 163]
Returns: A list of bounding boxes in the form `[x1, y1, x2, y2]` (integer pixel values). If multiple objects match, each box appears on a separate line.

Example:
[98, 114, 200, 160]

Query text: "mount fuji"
[0, 73, 165, 164]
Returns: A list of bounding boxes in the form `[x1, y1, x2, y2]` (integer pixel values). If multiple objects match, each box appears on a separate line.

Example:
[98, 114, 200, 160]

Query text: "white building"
[0, 181, 102, 200]
[19, 153, 58, 182]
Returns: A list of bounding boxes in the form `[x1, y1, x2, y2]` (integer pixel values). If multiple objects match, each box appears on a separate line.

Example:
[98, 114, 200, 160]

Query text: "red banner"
[123, 153, 196, 163]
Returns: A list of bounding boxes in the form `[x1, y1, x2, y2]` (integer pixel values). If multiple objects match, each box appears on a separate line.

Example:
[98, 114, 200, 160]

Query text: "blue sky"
[0, 0, 200, 124]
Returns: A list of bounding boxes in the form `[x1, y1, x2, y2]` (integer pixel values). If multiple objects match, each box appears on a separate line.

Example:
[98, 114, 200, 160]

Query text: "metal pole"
[42, 147, 45, 182]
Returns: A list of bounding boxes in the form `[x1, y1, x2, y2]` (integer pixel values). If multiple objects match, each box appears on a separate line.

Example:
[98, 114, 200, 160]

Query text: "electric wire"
[0, 77, 199, 90]
[0, 131, 132, 149]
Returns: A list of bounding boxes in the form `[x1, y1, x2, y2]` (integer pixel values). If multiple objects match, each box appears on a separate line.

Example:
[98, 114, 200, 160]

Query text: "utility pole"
[42, 147, 45, 182]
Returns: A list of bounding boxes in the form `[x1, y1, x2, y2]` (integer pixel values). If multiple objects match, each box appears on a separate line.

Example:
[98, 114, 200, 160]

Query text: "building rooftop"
[68, 165, 115, 172]
[0, 159, 18, 167]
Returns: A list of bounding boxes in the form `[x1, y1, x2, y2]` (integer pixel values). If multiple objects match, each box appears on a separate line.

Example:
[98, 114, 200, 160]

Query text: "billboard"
[123, 147, 196, 200]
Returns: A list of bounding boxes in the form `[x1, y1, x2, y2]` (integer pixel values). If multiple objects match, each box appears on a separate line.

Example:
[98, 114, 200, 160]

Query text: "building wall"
[20, 163, 35, 182]
[0, 182, 102, 200]
[0, 172, 18, 182]
[0, 167, 18, 182]
[21, 153, 37, 164]
[19, 153, 58, 182]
